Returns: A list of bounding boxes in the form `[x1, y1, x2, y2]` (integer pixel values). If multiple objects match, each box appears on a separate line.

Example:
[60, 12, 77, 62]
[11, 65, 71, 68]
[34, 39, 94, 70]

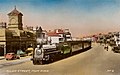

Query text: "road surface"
[0, 43, 120, 75]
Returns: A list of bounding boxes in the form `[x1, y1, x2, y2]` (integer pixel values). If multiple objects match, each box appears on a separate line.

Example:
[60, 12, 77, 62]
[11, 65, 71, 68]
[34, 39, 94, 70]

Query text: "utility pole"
[4, 44, 6, 55]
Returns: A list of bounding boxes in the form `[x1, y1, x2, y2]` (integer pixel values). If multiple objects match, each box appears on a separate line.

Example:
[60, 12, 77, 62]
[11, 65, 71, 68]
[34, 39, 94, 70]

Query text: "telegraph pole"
[4, 44, 6, 55]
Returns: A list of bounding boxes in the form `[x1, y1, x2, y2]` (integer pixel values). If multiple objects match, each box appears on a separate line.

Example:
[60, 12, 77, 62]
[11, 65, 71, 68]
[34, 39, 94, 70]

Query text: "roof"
[47, 32, 60, 36]
[8, 7, 23, 16]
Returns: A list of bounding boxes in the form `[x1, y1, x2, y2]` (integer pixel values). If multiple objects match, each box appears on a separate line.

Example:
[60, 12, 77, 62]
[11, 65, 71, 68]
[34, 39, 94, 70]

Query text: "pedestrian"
[106, 46, 108, 51]
[104, 44, 108, 51]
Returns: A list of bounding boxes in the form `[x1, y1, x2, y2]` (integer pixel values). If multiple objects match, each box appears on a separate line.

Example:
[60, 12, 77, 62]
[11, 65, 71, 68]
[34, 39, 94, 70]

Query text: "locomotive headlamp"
[36, 49, 42, 55]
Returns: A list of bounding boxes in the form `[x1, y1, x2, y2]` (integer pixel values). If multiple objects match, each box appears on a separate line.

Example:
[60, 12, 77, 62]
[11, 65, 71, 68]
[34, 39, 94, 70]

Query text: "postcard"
[0, 0, 119, 75]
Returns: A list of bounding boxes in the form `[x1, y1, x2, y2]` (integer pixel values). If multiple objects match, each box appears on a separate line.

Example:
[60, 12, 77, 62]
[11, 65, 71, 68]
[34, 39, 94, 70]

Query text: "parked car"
[26, 47, 34, 56]
[112, 46, 120, 53]
[5, 53, 20, 60]
[17, 50, 27, 57]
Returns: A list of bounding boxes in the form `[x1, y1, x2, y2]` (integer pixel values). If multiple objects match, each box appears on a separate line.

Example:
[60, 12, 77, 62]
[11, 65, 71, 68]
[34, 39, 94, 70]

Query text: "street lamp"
[4, 44, 6, 55]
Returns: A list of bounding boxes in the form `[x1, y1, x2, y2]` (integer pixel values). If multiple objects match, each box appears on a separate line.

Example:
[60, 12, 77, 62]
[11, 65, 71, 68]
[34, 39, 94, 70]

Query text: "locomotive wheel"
[69, 49, 72, 56]
[33, 60, 37, 65]
[48, 55, 54, 63]
[48, 58, 54, 63]
[38, 60, 44, 65]
[62, 54, 66, 58]
[33, 60, 44, 65]
[66, 54, 70, 58]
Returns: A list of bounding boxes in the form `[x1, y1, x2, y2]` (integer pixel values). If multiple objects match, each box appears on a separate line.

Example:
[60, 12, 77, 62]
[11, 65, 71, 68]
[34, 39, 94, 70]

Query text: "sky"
[0, 0, 120, 37]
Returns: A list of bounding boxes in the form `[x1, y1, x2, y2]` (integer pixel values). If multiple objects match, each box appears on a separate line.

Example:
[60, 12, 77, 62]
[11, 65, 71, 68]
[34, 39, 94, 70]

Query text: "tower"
[8, 6, 23, 30]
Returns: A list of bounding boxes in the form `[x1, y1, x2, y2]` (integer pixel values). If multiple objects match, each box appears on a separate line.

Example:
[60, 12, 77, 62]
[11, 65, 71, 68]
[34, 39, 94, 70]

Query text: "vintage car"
[5, 53, 20, 60]
[17, 50, 27, 57]
[112, 46, 120, 53]
[26, 47, 34, 56]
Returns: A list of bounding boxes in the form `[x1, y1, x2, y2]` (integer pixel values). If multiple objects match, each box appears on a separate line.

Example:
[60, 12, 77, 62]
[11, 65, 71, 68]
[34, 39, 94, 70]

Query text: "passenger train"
[32, 40, 91, 65]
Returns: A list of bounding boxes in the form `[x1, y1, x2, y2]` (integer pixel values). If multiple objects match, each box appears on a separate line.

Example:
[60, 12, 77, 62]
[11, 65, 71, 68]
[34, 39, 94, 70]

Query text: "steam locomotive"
[32, 40, 91, 65]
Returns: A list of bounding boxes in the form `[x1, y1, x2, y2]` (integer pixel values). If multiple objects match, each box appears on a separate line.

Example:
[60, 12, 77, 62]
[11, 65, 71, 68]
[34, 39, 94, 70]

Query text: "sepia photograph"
[0, 0, 120, 75]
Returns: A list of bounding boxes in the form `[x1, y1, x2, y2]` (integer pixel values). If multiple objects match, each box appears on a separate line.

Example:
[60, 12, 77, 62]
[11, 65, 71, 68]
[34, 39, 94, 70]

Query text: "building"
[47, 31, 62, 44]
[0, 22, 6, 55]
[47, 29, 72, 44]
[0, 7, 36, 56]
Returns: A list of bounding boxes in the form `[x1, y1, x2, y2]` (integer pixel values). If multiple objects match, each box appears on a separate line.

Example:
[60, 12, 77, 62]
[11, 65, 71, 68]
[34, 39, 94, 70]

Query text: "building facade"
[0, 7, 36, 56]
[0, 22, 6, 55]
[47, 29, 72, 44]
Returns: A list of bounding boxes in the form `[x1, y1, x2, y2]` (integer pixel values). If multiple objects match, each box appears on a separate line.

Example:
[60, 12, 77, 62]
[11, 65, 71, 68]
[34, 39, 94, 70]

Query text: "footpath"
[0, 56, 5, 60]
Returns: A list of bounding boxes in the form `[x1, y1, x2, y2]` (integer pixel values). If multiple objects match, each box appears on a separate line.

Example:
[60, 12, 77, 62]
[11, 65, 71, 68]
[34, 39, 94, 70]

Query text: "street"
[1, 43, 120, 75]
[0, 56, 31, 69]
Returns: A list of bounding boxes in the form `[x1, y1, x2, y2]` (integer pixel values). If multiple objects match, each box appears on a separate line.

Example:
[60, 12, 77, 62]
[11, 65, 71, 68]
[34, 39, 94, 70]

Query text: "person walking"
[104, 43, 109, 51]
